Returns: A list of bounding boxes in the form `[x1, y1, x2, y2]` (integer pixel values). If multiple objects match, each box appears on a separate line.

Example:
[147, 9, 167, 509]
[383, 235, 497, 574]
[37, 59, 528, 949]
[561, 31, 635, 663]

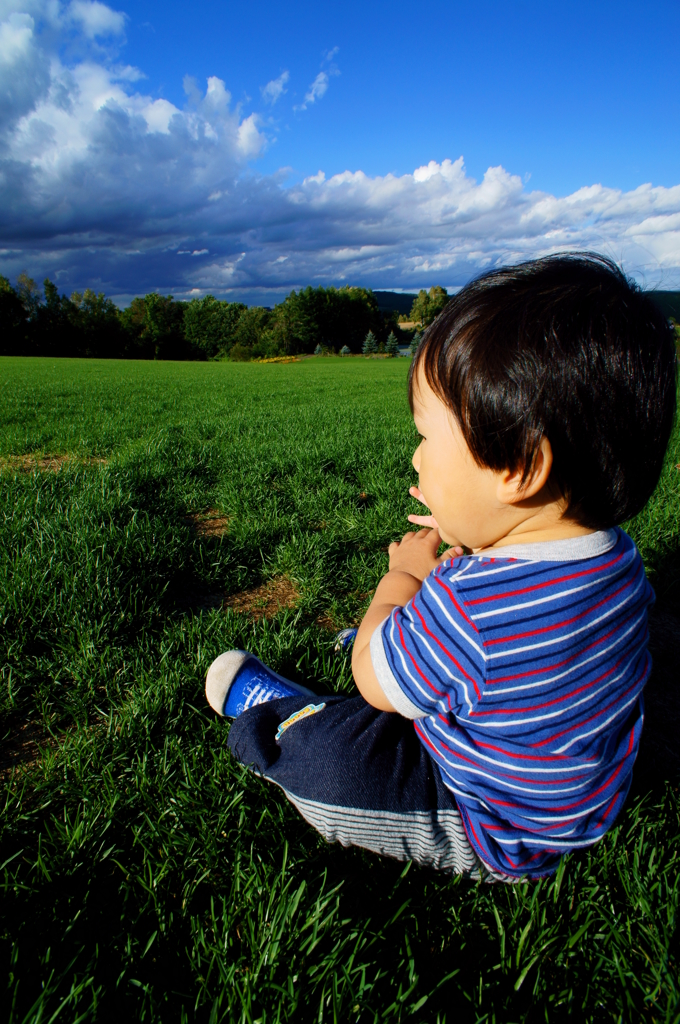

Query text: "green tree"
[143, 294, 186, 358]
[385, 331, 399, 357]
[409, 290, 428, 327]
[183, 295, 247, 358]
[6, 275, 126, 358]
[0, 277, 28, 355]
[69, 288, 126, 358]
[410, 330, 422, 357]
[339, 345, 351, 356]
[119, 296, 151, 357]
[119, 294, 192, 360]
[266, 290, 315, 354]
[362, 330, 378, 355]
[34, 279, 78, 356]
[409, 286, 449, 327]
[314, 343, 322, 355]
[16, 272, 41, 321]
[229, 343, 252, 361]
[266, 285, 383, 355]
[233, 306, 273, 356]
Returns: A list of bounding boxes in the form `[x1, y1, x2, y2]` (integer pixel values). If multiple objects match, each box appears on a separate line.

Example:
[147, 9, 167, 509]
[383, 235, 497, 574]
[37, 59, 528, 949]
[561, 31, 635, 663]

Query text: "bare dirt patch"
[316, 612, 337, 631]
[223, 575, 300, 620]
[186, 508, 232, 538]
[0, 454, 106, 473]
[0, 720, 51, 780]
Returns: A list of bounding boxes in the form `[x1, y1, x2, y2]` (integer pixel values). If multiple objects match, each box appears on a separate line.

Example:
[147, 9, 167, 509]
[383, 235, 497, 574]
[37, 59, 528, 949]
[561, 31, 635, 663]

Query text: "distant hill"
[648, 291, 680, 321]
[373, 291, 417, 316]
[374, 290, 680, 322]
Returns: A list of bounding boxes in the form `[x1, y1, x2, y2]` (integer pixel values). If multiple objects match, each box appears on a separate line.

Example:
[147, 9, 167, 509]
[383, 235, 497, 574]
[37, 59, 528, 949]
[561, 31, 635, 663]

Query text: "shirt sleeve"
[369, 563, 487, 719]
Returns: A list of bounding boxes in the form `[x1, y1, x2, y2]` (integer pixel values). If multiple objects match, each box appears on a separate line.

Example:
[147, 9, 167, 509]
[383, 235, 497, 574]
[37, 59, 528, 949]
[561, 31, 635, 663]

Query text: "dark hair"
[408, 253, 677, 529]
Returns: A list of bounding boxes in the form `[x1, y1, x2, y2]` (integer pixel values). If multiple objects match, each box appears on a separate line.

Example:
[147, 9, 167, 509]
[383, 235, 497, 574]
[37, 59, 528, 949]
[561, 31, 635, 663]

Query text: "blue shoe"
[334, 627, 358, 653]
[205, 650, 317, 718]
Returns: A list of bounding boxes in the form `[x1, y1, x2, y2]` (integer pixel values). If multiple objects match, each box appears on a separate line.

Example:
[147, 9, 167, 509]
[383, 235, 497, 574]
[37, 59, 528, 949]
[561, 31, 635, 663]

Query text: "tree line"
[0, 274, 448, 360]
[404, 286, 450, 328]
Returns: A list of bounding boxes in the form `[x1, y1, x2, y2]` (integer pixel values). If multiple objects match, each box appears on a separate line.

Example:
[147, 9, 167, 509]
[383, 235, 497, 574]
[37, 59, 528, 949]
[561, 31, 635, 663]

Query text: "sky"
[0, 0, 679, 305]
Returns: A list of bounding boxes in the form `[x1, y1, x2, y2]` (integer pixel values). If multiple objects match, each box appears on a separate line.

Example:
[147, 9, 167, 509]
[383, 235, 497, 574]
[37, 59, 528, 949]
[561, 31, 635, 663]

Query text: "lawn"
[0, 355, 679, 1023]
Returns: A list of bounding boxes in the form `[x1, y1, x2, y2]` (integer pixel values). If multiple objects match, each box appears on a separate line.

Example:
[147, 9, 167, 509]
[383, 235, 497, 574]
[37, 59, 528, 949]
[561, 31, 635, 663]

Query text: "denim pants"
[228, 693, 497, 878]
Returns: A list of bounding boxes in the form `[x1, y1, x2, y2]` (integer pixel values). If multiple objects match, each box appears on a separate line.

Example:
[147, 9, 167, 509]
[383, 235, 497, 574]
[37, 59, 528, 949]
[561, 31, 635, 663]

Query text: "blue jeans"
[228, 693, 492, 877]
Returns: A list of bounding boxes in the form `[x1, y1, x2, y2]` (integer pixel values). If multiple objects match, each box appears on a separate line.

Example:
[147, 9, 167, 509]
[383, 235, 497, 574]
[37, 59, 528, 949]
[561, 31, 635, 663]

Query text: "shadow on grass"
[645, 542, 680, 617]
[632, 607, 680, 798]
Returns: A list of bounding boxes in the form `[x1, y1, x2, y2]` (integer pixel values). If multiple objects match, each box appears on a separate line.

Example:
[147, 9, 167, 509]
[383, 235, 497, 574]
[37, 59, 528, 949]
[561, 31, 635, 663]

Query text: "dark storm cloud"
[1, 1, 679, 300]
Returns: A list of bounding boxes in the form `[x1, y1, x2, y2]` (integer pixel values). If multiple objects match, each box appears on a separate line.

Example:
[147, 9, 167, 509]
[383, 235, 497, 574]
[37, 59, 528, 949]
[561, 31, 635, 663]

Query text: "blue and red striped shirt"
[371, 529, 654, 878]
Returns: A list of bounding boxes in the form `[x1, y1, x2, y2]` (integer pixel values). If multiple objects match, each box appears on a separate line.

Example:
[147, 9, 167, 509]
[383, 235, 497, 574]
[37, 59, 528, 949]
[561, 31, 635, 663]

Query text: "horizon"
[7, 279, 680, 314]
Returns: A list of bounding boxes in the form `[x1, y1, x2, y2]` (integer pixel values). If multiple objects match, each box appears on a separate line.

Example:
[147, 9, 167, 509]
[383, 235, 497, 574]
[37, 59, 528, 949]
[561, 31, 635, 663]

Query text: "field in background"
[0, 356, 679, 1023]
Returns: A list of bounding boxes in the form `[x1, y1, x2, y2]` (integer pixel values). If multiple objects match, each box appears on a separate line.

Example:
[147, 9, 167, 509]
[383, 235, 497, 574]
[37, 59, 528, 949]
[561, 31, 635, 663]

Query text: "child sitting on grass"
[205, 253, 677, 881]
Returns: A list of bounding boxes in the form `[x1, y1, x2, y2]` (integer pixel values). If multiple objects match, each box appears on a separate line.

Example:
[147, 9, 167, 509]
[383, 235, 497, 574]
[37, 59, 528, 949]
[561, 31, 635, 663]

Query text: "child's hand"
[389, 528, 462, 582]
[407, 486, 464, 560]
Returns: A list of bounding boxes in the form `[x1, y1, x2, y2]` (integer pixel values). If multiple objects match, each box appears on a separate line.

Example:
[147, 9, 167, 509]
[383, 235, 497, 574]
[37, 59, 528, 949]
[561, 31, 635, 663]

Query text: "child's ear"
[496, 437, 554, 506]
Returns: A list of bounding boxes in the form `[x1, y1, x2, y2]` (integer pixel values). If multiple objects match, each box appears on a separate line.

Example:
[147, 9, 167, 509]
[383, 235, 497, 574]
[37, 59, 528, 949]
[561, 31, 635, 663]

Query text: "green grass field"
[1, 355, 679, 1023]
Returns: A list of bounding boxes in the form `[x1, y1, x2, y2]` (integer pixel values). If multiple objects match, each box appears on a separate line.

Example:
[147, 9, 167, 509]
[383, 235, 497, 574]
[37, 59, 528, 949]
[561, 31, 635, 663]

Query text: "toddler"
[205, 254, 676, 880]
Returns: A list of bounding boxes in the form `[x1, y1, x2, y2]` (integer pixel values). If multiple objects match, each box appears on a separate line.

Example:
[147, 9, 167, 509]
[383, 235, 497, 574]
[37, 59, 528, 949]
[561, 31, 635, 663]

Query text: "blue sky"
[123, 0, 680, 196]
[0, 0, 679, 303]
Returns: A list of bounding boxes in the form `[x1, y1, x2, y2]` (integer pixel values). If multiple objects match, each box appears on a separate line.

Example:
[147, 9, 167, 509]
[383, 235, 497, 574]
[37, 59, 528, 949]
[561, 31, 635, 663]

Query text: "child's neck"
[475, 505, 596, 554]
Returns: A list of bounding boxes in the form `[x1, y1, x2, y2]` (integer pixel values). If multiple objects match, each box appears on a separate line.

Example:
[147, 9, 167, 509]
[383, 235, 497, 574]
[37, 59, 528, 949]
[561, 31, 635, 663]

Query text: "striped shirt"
[370, 529, 654, 878]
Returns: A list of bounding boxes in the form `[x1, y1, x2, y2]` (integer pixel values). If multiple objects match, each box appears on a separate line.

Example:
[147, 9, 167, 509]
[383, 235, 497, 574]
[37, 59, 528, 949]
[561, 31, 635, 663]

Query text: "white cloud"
[261, 69, 288, 105]
[0, 11, 51, 124]
[0, 11, 33, 62]
[203, 74, 230, 109]
[294, 52, 340, 112]
[0, 1, 679, 299]
[237, 112, 263, 157]
[141, 97, 177, 133]
[111, 62, 145, 82]
[303, 71, 327, 105]
[68, 0, 125, 38]
[171, 159, 680, 296]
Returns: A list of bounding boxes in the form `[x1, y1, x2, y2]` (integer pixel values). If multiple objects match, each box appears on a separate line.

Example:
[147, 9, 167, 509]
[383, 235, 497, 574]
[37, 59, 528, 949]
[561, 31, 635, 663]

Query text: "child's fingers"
[438, 546, 464, 562]
[408, 488, 438, 529]
[407, 513, 439, 528]
[396, 527, 439, 549]
[421, 527, 441, 549]
[390, 531, 419, 552]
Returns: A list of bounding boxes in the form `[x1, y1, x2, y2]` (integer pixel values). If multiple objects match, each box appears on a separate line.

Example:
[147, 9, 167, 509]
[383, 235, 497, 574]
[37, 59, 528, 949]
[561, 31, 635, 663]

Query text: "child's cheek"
[438, 524, 461, 547]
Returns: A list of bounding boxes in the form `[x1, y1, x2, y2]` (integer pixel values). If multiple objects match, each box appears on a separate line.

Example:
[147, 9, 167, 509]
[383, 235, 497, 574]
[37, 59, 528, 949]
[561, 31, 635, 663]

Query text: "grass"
[0, 355, 678, 1023]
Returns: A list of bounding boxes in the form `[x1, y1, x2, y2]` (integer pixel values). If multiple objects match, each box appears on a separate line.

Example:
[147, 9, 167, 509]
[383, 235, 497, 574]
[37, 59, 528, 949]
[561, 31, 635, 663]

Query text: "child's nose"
[412, 444, 421, 473]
